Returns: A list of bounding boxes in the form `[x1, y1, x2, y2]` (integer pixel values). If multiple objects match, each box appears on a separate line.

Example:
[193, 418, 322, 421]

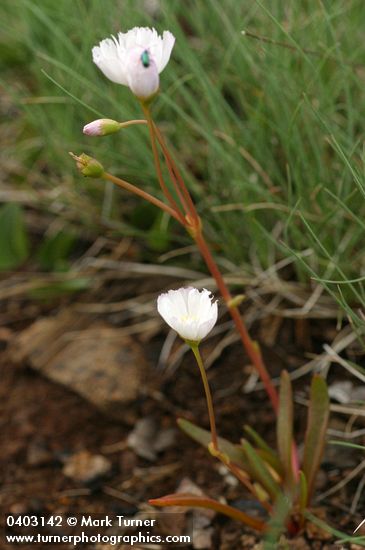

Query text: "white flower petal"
[126, 48, 159, 100]
[159, 31, 175, 72]
[167, 288, 189, 315]
[157, 287, 218, 342]
[187, 287, 201, 316]
[92, 26, 175, 96]
[157, 295, 176, 326]
[196, 309, 217, 340]
[92, 39, 128, 85]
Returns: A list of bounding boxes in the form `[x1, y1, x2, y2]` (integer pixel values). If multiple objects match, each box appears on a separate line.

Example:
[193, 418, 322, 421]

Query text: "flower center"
[141, 50, 150, 68]
[180, 314, 198, 323]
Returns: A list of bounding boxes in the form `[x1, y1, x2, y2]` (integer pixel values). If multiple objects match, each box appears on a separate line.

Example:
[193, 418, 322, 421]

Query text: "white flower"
[92, 27, 175, 100]
[157, 287, 218, 342]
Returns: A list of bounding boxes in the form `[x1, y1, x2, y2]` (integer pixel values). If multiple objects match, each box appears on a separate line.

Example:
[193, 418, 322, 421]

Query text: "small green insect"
[141, 50, 150, 68]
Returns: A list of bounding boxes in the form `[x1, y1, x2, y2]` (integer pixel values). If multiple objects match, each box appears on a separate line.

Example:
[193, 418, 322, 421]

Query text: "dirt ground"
[1, 295, 364, 550]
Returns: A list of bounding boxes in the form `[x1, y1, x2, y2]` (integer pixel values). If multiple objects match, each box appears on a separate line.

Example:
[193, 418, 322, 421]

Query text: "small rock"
[192, 512, 214, 549]
[127, 417, 175, 461]
[217, 464, 239, 487]
[176, 477, 204, 497]
[176, 478, 216, 522]
[329, 380, 365, 404]
[9, 310, 158, 420]
[62, 450, 111, 484]
[27, 439, 53, 467]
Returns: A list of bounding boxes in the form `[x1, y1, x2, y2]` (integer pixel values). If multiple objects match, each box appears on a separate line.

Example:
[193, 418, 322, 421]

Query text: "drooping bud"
[69, 152, 104, 178]
[83, 119, 121, 137]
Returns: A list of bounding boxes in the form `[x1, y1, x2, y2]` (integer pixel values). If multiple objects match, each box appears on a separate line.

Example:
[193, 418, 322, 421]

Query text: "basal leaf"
[149, 493, 266, 531]
[241, 439, 282, 502]
[277, 370, 294, 487]
[244, 426, 282, 475]
[298, 470, 308, 513]
[178, 417, 249, 470]
[302, 375, 330, 503]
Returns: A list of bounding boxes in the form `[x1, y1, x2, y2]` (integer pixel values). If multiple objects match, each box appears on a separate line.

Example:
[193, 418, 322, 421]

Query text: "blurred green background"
[1, 0, 364, 325]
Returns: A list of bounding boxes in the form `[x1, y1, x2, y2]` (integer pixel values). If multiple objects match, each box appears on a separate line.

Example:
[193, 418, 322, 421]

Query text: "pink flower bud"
[83, 119, 121, 137]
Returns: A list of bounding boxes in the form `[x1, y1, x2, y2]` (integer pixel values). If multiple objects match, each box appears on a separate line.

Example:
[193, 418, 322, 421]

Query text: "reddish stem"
[134, 109, 280, 413]
[153, 125, 200, 224]
[103, 172, 182, 224]
[141, 103, 185, 224]
[194, 230, 279, 412]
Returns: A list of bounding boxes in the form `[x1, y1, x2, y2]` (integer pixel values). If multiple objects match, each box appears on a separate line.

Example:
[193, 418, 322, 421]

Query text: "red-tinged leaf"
[178, 418, 249, 471]
[277, 371, 294, 487]
[241, 440, 282, 502]
[149, 493, 266, 532]
[302, 375, 330, 503]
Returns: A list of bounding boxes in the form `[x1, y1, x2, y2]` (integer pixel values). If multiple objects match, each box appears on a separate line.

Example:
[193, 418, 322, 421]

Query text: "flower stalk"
[189, 342, 218, 451]
[103, 172, 181, 223]
[193, 229, 279, 412]
[141, 104, 279, 412]
[141, 102, 187, 224]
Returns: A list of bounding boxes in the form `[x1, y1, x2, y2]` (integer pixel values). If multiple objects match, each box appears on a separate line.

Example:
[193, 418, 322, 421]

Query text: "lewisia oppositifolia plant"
[70, 26, 330, 538]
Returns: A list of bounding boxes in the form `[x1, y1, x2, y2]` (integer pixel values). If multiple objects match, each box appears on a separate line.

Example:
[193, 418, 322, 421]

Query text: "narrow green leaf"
[178, 418, 249, 470]
[149, 493, 266, 531]
[277, 370, 294, 486]
[304, 511, 365, 546]
[243, 425, 282, 475]
[0, 203, 29, 270]
[244, 425, 277, 457]
[302, 375, 330, 502]
[256, 449, 283, 477]
[298, 470, 308, 513]
[241, 439, 282, 501]
[329, 440, 365, 452]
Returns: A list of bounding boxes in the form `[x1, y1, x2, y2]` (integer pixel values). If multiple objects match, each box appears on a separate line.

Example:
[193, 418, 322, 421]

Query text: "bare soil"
[1, 308, 364, 550]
